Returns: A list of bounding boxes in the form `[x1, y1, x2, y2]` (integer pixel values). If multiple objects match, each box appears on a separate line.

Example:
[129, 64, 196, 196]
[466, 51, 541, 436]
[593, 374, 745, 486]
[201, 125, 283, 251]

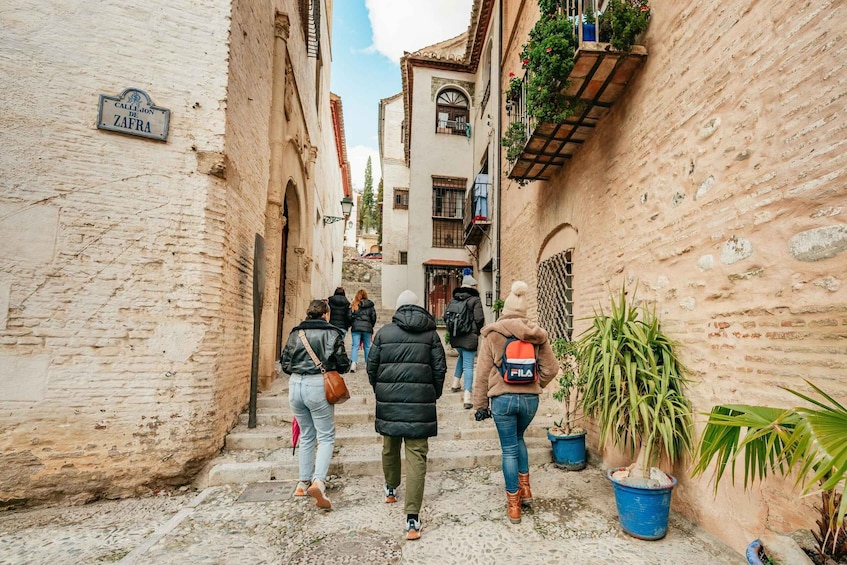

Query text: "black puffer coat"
[367, 305, 447, 438]
[327, 294, 351, 331]
[447, 286, 485, 351]
[350, 299, 377, 333]
[280, 319, 351, 375]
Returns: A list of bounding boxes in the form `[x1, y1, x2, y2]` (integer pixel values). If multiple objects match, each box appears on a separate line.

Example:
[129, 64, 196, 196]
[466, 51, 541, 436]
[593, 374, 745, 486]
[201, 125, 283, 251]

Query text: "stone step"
[200, 437, 554, 487]
[224, 420, 552, 451]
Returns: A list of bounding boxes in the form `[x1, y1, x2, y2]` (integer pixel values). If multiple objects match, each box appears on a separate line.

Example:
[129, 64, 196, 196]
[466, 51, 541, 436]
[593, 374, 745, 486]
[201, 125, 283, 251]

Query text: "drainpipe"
[494, 0, 503, 318]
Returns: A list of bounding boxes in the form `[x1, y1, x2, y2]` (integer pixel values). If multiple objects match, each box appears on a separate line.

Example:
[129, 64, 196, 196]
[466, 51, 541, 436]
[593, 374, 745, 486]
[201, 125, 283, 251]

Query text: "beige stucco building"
[0, 0, 349, 506]
[380, 2, 500, 322]
[498, 0, 847, 554]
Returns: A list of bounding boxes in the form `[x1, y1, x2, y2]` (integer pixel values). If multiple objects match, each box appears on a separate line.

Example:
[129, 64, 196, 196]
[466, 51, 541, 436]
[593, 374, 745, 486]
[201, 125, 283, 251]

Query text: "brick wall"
[500, 0, 846, 551]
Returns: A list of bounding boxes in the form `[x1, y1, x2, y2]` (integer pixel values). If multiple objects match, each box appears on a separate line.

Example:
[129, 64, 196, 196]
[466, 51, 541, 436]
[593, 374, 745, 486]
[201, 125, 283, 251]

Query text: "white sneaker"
[463, 390, 472, 409]
[307, 478, 331, 509]
[350, 362, 357, 373]
[293, 480, 310, 497]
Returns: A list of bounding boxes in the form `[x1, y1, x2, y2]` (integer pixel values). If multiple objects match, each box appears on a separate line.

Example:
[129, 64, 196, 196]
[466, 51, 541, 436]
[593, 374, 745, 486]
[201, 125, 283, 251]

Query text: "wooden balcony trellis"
[507, 42, 648, 181]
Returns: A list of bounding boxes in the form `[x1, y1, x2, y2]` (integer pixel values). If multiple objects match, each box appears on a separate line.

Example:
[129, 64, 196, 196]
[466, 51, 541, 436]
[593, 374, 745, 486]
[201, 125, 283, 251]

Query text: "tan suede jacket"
[472, 313, 559, 410]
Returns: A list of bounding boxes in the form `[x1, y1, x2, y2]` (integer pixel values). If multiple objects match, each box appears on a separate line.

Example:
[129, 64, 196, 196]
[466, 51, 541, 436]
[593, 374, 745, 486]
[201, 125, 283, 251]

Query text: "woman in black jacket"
[327, 287, 351, 335]
[280, 299, 351, 510]
[367, 290, 446, 540]
[349, 288, 377, 372]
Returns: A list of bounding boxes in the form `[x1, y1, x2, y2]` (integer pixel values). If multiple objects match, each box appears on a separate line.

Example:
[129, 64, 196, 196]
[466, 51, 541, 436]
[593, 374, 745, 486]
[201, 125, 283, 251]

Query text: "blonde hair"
[351, 289, 368, 311]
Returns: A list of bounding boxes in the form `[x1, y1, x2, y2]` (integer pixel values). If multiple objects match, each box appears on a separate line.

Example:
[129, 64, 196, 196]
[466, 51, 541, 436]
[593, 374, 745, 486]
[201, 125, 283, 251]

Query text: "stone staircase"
[194, 370, 560, 488]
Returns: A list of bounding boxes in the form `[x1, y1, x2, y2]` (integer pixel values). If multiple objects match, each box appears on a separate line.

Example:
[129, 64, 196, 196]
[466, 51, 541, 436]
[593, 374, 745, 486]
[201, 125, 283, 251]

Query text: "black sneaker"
[405, 517, 421, 540]
[384, 485, 397, 504]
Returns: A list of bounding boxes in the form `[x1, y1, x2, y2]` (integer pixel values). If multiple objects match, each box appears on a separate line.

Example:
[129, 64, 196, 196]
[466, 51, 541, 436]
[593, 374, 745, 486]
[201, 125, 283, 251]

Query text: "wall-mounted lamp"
[485, 291, 493, 307]
[323, 196, 355, 225]
[505, 100, 514, 116]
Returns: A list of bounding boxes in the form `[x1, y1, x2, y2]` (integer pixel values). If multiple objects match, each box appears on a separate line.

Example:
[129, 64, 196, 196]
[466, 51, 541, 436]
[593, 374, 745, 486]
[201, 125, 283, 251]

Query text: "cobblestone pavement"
[0, 463, 744, 565]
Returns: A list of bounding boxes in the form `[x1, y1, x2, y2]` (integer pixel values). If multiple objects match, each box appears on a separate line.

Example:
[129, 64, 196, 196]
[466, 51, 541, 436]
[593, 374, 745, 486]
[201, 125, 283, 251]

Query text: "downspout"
[494, 0, 503, 318]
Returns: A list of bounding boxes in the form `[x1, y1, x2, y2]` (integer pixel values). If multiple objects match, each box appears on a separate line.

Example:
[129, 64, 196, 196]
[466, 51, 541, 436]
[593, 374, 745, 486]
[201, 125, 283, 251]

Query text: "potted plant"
[576, 285, 694, 540]
[501, 121, 527, 163]
[598, 0, 651, 52]
[505, 73, 522, 102]
[548, 337, 588, 470]
[692, 381, 847, 564]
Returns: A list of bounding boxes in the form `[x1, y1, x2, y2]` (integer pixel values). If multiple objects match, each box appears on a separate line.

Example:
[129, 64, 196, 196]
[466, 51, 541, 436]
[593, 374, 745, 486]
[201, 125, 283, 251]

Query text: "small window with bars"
[399, 251, 408, 265]
[537, 249, 574, 340]
[394, 189, 409, 210]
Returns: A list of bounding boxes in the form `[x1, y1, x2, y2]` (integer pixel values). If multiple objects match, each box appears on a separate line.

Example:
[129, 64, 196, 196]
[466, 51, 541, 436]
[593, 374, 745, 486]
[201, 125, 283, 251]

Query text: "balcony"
[506, 17, 648, 181]
[463, 176, 491, 247]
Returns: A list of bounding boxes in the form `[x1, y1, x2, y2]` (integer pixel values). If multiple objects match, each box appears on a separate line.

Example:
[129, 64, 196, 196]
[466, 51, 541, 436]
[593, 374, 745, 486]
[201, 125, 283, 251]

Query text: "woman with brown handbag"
[281, 299, 351, 509]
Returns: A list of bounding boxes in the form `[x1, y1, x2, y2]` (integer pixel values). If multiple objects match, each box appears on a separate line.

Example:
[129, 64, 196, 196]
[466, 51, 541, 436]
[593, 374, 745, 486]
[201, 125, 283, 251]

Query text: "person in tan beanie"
[472, 281, 558, 524]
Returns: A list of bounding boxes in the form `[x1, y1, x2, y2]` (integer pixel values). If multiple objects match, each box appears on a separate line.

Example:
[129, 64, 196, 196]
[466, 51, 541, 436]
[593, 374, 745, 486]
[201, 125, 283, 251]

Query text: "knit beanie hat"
[462, 274, 478, 287]
[502, 281, 528, 316]
[396, 289, 419, 309]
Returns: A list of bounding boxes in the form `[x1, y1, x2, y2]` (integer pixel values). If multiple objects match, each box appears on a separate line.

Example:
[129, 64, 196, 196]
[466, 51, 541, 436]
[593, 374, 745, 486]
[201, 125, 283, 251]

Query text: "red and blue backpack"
[498, 336, 538, 384]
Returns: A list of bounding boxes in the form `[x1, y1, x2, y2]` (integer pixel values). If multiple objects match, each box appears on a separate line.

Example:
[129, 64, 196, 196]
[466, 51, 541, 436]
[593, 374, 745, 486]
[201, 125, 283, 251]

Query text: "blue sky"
[329, 0, 473, 190]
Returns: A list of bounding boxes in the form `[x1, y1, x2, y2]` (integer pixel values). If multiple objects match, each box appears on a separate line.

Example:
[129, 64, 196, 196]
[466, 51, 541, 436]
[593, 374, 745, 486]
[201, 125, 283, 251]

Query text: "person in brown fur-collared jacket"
[472, 281, 559, 525]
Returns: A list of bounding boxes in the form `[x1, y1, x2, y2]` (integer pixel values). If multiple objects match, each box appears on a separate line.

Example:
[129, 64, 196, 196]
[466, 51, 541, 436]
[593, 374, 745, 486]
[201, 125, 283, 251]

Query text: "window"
[431, 176, 464, 248]
[435, 89, 469, 135]
[399, 251, 408, 265]
[301, 0, 320, 57]
[537, 249, 574, 340]
[393, 188, 409, 210]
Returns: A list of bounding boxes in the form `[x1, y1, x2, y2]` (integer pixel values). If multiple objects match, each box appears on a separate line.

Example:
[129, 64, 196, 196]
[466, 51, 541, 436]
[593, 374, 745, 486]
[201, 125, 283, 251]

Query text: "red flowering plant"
[599, 0, 650, 52]
[506, 72, 522, 102]
[519, 7, 582, 123]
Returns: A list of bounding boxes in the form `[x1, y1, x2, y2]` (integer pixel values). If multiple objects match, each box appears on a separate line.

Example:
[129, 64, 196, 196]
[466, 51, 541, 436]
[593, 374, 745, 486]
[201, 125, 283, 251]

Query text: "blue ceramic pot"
[745, 539, 764, 564]
[547, 429, 587, 470]
[607, 467, 677, 540]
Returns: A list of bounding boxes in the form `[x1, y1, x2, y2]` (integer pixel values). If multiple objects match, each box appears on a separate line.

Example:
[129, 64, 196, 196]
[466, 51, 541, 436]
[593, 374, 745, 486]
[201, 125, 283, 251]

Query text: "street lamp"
[323, 196, 354, 225]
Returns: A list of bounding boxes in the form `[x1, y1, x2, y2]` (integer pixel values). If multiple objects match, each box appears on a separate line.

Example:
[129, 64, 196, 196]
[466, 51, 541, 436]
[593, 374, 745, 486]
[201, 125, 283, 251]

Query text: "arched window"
[435, 89, 469, 135]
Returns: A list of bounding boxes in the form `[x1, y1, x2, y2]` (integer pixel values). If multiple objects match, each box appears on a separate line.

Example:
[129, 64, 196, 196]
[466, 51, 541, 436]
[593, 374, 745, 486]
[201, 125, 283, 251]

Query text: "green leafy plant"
[550, 337, 586, 435]
[599, 0, 651, 52]
[692, 381, 847, 562]
[576, 285, 693, 479]
[506, 74, 522, 102]
[501, 121, 527, 163]
[491, 298, 505, 313]
[583, 3, 596, 25]
[520, 10, 582, 123]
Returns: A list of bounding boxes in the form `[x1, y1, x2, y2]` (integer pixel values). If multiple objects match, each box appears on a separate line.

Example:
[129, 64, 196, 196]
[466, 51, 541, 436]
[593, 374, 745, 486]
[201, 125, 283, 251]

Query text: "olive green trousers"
[382, 436, 429, 515]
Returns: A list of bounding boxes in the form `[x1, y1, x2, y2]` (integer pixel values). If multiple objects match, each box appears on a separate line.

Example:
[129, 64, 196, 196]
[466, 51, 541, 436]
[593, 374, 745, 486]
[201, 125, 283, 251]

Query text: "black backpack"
[444, 298, 475, 337]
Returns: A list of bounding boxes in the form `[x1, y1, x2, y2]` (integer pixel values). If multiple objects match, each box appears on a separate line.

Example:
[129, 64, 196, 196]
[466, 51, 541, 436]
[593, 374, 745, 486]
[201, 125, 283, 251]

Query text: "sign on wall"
[97, 88, 170, 141]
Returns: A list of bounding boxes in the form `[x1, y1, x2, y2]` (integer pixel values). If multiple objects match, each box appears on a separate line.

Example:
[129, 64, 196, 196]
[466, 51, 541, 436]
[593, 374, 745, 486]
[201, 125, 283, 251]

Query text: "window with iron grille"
[393, 188, 409, 209]
[431, 177, 465, 248]
[537, 249, 574, 340]
[424, 265, 464, 322]
[435, 89, 469, 135]
[399, 251, 407, 265]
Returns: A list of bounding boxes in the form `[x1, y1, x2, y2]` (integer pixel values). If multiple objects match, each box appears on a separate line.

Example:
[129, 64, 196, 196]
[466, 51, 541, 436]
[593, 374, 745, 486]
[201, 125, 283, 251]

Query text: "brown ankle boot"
[506, 490, 522, 524]
[518, 472, 532, 505]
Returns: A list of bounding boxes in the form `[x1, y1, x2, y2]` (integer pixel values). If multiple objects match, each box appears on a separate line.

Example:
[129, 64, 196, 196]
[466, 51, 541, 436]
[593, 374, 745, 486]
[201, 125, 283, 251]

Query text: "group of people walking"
[279, 279, 558, 539]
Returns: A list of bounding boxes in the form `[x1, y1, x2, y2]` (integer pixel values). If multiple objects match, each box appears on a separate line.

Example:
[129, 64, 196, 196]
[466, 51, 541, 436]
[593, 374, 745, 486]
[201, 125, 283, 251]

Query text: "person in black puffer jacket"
[327, 287, 351, 335]
[349, 288, 377, 372]
[280, 299, 351, 510]
[367, 289, 446, 541]
[448, 274, 486, 409]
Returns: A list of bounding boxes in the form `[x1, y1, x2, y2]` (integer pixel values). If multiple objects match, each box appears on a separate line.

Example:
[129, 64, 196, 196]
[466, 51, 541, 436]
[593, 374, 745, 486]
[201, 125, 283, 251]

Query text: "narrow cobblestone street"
[0, 336, 744, 565]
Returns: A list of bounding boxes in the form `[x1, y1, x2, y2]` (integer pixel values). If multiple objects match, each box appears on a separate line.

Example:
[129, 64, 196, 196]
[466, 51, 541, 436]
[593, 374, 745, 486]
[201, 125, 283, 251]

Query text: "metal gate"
[536, 249, 574, 340]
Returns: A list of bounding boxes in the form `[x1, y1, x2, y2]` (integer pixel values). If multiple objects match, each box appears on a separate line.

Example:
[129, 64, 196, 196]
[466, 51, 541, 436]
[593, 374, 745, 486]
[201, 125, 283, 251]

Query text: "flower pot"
[581, 23, 597, 42]
[607, 467, 677, 540]
[547, 429, 586, 470]
[745, 539, 764, 564]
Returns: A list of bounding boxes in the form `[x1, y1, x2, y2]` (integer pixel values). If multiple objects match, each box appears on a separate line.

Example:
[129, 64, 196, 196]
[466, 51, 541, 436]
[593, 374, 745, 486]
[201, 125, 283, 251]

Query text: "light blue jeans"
[454, 348, 476, 392]
[289, 373, 335, 482]
[491, 393, 539, 493]
[350, 331, 371, 363]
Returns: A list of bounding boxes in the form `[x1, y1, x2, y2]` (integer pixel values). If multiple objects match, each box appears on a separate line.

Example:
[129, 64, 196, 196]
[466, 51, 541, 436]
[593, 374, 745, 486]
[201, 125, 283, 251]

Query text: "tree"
[377, 177, 384, 244]
[360, 157, 378, 233]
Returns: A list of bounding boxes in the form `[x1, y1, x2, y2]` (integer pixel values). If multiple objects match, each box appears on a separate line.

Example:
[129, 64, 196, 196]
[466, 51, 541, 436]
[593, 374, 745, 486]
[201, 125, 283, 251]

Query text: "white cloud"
[366, 0, 474, 63]
[348, 145, 381, 192]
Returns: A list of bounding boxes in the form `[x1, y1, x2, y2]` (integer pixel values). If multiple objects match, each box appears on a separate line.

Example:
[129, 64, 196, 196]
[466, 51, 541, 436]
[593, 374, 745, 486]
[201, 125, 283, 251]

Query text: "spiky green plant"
[692, 381, 847, 560]
[576, 285, 693, 479]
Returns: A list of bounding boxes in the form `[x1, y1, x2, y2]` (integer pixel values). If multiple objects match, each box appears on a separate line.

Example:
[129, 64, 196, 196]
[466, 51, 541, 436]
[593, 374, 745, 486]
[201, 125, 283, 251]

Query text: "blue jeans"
[453, 348, 476, 392]
[288, 373, 335, 482]
[350, 331, 371, 363]
[491, 393, 539, 493]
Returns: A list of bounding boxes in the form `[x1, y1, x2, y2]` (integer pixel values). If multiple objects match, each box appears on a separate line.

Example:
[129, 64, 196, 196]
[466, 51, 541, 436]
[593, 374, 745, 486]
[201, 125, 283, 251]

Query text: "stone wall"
[500, 0, 846, 552]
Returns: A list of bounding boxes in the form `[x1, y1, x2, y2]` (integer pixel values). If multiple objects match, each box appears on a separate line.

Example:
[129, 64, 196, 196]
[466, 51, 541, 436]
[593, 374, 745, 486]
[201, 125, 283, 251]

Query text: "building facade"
[500, 0, 847, 554]
[0, 0, 348, 505]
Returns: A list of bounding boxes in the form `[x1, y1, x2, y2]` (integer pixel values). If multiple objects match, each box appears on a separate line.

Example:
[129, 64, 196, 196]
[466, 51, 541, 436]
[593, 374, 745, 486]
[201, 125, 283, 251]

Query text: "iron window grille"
[537, 249, 575, 340]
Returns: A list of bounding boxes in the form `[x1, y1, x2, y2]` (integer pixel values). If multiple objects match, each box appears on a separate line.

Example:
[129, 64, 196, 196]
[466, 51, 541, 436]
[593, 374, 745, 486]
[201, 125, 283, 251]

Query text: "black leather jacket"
[280, 319, 351, 375]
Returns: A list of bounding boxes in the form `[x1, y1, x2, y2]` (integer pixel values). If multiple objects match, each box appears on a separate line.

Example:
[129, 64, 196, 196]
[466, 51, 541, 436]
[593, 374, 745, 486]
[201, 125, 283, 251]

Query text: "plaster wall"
[500, 0, 847, 553]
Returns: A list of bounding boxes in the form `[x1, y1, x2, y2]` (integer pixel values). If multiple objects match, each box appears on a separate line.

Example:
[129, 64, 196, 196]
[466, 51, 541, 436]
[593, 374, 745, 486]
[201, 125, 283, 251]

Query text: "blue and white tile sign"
[97, 88, 170, 141]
